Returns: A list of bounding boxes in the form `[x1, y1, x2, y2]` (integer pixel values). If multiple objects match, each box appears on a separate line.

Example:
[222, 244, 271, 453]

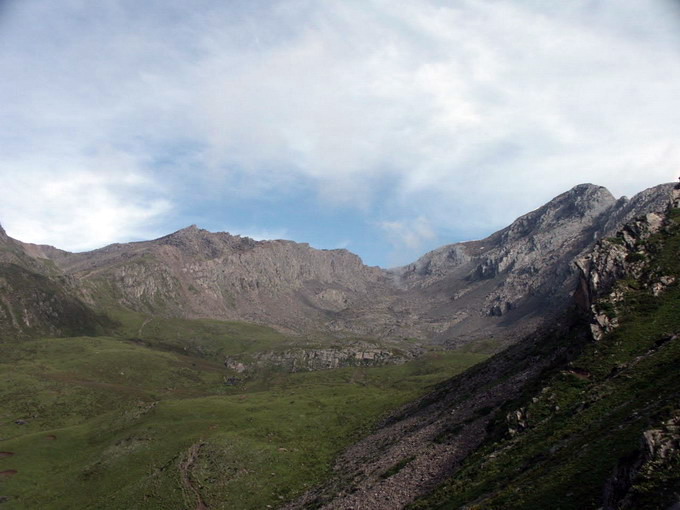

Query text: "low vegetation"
[0, 330, 485, 509]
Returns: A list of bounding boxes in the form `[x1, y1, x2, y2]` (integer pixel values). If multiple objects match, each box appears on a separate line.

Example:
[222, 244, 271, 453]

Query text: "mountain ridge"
[0, 182, 676, 345]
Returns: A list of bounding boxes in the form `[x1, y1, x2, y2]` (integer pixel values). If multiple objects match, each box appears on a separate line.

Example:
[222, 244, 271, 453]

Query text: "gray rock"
[576, 187, 679, 340]
[225, 342, 419, 373]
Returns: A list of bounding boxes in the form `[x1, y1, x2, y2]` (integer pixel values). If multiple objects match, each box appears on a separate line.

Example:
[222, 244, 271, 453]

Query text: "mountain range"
[0, 182, 674, 347]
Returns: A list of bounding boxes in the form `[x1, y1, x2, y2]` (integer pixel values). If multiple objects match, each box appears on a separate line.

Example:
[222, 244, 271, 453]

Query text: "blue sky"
[1, 0, 679, 267]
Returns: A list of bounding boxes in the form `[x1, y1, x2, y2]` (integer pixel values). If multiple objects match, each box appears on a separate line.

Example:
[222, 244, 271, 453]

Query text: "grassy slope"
[0, 262, 107, 340]
[0, 334, 485, 509]
[106, 304, 303, 359]
[411, 209, 680, 509]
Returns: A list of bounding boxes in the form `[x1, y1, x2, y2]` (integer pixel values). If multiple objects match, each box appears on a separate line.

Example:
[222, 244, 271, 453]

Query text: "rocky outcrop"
[576, 186, 680, 340]
[604, 414, 680, 510]
[224, 342, 419, 373]
[506, 406, 530, 437]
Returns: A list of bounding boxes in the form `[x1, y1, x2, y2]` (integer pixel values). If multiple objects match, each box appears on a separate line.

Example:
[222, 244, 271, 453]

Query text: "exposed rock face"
[48, 226, 392, 335]
[224, 342, 419, 373]
[386, 183, 676, 345]
[577, 186, 680, 340]
[604, 414, 680, 510]
[642, 415, 680, 468]
[599, 182, 678, 235]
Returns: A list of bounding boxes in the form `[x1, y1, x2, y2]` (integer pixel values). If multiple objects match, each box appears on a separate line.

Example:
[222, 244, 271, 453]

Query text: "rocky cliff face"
[49, 225, 392, 335]
[577, 185, 680, 339]
[384, 183, 676, 345]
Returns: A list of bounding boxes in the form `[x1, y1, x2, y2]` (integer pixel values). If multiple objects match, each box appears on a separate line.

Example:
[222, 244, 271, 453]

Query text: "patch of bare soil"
[0, 453, 14, 458]
[0, 470, 17, 478]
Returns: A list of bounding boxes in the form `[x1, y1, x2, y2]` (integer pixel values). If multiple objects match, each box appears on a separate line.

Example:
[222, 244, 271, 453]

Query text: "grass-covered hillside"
[0, 262, 108, 340]
[0, 327, 485, 509]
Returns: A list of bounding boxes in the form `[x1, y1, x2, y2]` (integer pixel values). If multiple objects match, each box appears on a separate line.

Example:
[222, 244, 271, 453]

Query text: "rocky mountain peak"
[385, 183, 675, 344]
[498, 184, 616, 241]
[176, 224, 201, 234]
[568, 182, 611, 195]
[401, 184, 617, 280]
[565, 182, 616, 212]
[0, 222, 6, 239]
[164, 224, 214, 242]
[599, 183, 676, 235]
[156, 225, 257, 258]
[405, 184, 617, 272]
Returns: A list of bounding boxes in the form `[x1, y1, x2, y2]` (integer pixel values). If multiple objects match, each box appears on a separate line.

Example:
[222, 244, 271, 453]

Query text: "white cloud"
[379, 216, 436, 266]
[0, 0, 679, 253]
[380, 216, 436, 249]
[0, 156, 171, 250]
[181, 0, 680, 209]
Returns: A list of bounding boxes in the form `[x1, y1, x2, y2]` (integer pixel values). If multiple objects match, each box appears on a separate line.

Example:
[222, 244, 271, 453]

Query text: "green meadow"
[0, 331, 485, 509]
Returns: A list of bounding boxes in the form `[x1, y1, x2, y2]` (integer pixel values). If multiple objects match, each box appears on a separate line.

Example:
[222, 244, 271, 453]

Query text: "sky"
[0, 0, 679, 267]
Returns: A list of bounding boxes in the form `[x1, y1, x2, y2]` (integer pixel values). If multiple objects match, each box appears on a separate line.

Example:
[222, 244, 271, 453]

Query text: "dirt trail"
[0, 452, 14, 458]
[179, 442, 208, 510]
[0, 470, 17, 477]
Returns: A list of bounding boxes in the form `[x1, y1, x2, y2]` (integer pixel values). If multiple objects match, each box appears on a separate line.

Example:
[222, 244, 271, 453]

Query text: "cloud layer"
[1, 0, 679, 263]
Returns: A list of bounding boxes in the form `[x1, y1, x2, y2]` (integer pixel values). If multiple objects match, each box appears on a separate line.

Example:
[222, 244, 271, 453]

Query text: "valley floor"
[0, 333, 485, 509]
